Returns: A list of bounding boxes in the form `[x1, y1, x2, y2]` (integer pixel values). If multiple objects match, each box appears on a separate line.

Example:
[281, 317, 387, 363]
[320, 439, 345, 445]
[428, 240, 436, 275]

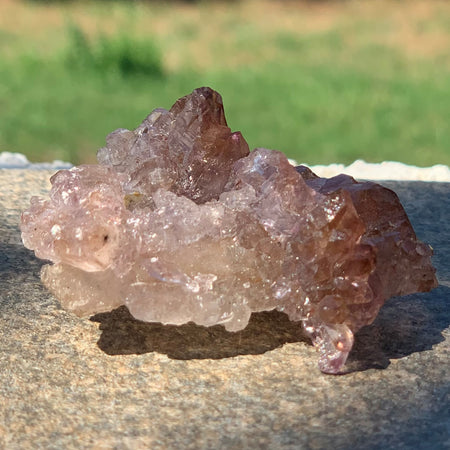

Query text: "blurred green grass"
[0, 0, 449, 166]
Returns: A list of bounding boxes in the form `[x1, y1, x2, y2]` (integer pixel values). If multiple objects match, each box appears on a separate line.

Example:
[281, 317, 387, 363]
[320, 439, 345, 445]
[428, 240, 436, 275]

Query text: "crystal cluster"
[21, 87, 438, 373]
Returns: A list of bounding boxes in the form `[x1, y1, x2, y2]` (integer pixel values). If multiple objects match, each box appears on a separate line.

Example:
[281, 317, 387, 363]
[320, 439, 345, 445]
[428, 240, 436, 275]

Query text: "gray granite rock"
[0, 170, 449, 449]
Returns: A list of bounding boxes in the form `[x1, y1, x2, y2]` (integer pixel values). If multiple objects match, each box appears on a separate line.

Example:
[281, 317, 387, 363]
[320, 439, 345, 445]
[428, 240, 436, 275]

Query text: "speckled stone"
[0, 169, 449, 449]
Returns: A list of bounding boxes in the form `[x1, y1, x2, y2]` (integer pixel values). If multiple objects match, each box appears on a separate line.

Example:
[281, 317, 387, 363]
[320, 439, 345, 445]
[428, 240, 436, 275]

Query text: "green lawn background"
[0, 0, 449, 166]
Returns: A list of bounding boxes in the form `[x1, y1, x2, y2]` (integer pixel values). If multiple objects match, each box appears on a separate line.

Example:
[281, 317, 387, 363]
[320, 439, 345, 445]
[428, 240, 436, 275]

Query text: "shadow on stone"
[91, 286, 449, 368]
[346, 286, 450, 372]
[0, 243, 45, 278]
[91, 308, 308, 360]
[0, 243, 52, 314]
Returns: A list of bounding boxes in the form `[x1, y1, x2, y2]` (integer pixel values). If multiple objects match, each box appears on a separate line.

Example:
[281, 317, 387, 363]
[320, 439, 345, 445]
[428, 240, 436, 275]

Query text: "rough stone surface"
[1, 169, 449, 449]
[19, 88, 437, 374]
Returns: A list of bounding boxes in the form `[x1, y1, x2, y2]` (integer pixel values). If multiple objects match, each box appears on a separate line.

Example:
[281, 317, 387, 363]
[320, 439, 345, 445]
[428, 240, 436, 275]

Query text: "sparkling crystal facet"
[20, 87, 438, 373]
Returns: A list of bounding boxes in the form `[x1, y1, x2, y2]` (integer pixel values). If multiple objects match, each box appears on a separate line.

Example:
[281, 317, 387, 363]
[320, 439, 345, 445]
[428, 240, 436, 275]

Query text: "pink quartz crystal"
[20, 87, 438, 373]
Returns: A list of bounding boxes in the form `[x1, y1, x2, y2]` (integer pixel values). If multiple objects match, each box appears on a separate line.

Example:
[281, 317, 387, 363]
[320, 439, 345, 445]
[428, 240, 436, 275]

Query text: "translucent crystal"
[20, 87, 438, 373]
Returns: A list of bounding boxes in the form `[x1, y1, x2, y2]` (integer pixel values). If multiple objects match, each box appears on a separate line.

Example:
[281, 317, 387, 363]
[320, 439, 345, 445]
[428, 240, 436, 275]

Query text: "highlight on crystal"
[20, 87, 438, 374]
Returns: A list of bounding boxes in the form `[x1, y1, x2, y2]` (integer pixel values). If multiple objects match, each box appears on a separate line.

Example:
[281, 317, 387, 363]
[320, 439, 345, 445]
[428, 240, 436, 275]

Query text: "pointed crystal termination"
[20, 87, 438, 374]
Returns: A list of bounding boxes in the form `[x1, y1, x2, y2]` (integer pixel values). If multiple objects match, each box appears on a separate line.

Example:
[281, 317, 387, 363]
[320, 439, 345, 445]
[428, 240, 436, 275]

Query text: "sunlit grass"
[0, 0, 449, 165]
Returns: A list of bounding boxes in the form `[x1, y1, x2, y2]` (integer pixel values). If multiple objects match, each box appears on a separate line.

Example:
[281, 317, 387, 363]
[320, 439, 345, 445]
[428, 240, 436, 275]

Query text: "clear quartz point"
[303, 318, 354, 374]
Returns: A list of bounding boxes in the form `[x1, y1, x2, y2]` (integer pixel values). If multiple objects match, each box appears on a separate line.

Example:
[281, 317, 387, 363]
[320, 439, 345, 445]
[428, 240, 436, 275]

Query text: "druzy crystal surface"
[21, 87, 438, 373]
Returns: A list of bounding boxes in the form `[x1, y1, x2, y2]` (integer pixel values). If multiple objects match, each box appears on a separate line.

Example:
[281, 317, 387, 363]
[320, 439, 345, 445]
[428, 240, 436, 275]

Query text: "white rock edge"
[288, 158, 450, 182]
[1, 152, 448, 181]
[0, 152, 72, 170]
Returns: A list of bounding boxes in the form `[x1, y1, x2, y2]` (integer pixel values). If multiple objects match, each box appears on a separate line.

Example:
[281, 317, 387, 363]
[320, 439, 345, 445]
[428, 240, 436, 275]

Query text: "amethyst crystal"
[21, 87, 437, 373]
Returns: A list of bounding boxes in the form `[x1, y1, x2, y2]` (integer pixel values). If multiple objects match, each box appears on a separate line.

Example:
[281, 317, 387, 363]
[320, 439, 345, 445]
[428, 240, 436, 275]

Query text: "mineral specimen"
[20, 87, 438, 373]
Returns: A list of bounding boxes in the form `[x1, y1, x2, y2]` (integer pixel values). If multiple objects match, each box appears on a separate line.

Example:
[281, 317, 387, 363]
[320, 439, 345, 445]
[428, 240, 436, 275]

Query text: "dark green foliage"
[65, 24, 164, 78]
